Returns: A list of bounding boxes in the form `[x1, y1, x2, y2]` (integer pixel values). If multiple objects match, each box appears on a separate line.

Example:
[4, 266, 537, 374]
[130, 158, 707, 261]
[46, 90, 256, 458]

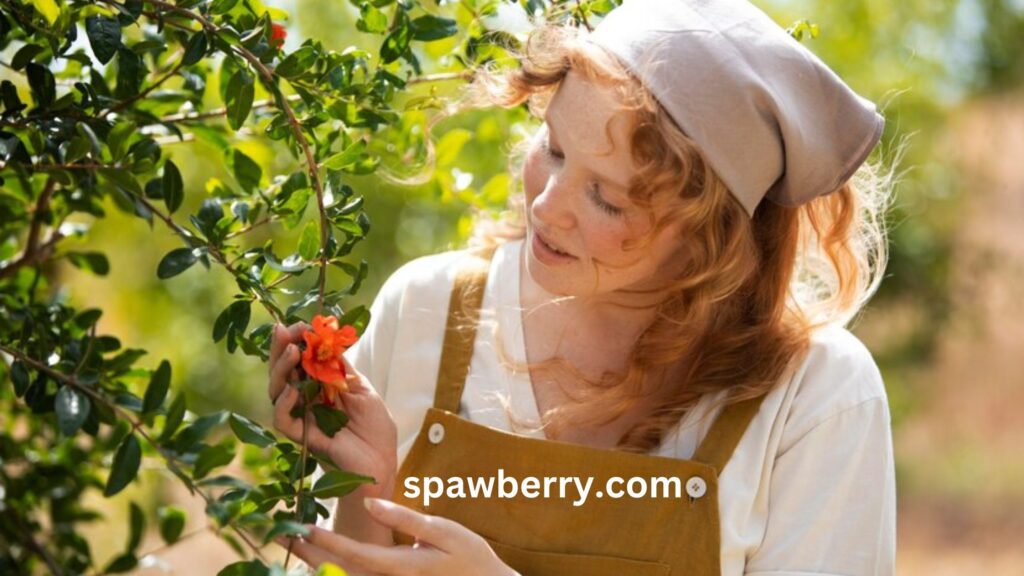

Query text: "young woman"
[266, 1, 897, 574]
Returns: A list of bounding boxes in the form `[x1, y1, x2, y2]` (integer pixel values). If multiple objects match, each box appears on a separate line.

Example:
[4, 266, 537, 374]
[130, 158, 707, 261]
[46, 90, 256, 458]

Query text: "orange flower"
[300, 314, 358, 407]
[270, 22, 287, 49]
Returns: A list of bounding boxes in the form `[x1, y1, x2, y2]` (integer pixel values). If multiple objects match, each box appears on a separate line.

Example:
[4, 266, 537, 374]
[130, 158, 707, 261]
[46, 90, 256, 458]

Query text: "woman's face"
[521, 69, 687, 301]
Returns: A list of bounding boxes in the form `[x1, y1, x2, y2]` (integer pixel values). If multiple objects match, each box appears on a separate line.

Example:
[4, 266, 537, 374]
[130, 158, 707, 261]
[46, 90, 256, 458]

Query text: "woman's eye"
[589, 184, 624, 217]
[542, 138, 624, 217]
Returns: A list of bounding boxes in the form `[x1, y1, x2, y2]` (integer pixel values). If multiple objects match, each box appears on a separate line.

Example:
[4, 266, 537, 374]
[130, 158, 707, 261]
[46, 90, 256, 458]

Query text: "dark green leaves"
[159, 392, 186, 442]
[142, 360, 171, 414]
[380, 10, 411, 64]
[193, 441, 235, 479]
[163, 160, 184, 214]
[263, 520, 309, 544]
[411, 15, 458, 41]
[157, 247, 198, 279]
[115, 47, 144, 99]
[275, 45, 317, 79]
[230, 149, 262, 193]
[310, 469, 375, 498]
[229, 413, 276, 447]
[55, 385, 90, 436]
[158, 506, 186, 544]
[225, 69, 254, 131]
[105, 433, 142, 497]
[26, 63, 55, 107]
[311, 404, 348, 438]
[66, 251, 110, 276]
[182, 31, 208, 66]
[213, 300, 251, 344]
[86, 16, 121, 64]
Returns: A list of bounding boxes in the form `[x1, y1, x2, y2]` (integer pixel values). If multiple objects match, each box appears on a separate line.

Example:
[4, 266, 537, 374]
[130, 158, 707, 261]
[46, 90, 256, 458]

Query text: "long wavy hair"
[441, 21, 896, 454]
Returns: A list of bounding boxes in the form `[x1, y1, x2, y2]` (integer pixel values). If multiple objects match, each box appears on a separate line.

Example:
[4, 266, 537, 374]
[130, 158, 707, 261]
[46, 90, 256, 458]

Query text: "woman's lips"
[532, 231, 577, 264]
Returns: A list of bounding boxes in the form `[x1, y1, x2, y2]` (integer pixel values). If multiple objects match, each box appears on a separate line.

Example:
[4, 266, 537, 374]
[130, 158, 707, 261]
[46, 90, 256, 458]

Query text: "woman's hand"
[268, 321, 398, 496]
[278, 497, 520, 576]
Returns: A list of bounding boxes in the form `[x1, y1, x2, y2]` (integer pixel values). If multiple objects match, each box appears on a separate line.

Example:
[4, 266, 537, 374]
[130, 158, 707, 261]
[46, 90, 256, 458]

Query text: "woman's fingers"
[272, 386, 301, 439]
[269, 322, 310, 370]
[364, 498, 457, 552]
[269, 344, 300, 402]
[293, 525, 415, 575]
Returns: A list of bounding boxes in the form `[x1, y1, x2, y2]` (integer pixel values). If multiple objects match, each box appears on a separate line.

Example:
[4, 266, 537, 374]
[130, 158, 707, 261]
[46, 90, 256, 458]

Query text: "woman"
[267, 0, 897, 574]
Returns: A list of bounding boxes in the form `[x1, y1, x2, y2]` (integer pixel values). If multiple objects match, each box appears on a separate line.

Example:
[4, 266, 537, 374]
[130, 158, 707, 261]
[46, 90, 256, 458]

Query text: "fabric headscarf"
[585, 0, 886, 217]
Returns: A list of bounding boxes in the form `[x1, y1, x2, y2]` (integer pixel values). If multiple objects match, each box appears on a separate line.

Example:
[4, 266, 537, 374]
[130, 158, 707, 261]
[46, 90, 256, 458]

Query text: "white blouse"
[316, 238, 896, 576]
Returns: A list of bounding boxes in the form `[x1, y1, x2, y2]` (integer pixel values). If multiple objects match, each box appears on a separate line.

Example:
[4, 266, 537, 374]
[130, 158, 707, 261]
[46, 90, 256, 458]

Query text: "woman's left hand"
[278, 497, 519, 576]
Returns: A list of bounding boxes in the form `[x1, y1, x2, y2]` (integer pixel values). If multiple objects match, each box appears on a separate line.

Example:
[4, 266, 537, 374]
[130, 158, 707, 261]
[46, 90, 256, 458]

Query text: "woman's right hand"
[268, 322, 398, 499]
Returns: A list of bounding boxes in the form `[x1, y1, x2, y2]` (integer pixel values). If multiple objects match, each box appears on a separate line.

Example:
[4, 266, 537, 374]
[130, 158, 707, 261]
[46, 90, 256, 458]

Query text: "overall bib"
[391, 244, 766, 576]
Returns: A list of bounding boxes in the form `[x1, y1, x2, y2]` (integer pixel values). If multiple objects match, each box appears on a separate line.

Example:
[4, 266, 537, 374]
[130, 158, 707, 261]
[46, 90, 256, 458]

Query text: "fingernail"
[364, 496, 380, 514]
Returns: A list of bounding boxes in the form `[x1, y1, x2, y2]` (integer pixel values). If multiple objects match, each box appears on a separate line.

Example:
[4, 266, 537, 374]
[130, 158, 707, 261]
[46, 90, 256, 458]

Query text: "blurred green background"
[44, 0, 1024, 573]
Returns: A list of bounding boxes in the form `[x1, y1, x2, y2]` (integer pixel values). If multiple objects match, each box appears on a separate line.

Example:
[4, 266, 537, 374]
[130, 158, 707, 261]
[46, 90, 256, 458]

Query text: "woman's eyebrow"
[544, 116, 633, 191]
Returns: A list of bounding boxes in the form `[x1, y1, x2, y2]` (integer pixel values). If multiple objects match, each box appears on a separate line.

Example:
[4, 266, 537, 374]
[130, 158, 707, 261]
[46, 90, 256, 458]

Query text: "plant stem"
[284, 392, 312, 570]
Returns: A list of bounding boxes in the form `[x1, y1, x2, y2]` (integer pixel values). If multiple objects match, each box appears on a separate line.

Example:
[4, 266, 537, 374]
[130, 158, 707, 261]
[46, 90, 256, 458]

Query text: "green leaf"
[163, 160, 184, 214]
[105, 433, 142, 497]
[171, 410, 229, 451]
[275, 45, 317, 79]
[322, 139, 366, 171]
[104, 553, 137, 574]
[263, 520, 309, 544]
[229, 413, 276, 448]
[66, 251, 110, 276]
[159, 392, 186, 442]
[143, 360, 171, 414]
[213, 300, 252, 343]
[380, 11, 411, 64]
[55, 385, 90, 436]
[298, 221, 320, 261]
[225, 69, 254, 131]
[357, 4, 388, 34]
[411, 15, 458, 41]
[115, 47, 144, 100]
[193, 441, 236, 479]
[182, 31, 208, 66]
[158, 506, 187, 545]
[86, 16, 121, 64]
[311, 404, 349, 438]
[218, 560, 270, 576]
[310, 469, 375, 499]
[157, 247, 198, 279]
[210, 0, 240, 15]
[33, 0, 60, 25]
[128, 502, 145, 551]
[26, 63, 55, 107]
[231, 149, 262, 193]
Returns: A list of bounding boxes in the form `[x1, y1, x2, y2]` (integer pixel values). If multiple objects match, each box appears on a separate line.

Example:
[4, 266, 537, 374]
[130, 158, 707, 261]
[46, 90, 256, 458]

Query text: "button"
[428, 422, 445, 444]
[686, 476, 707, 499]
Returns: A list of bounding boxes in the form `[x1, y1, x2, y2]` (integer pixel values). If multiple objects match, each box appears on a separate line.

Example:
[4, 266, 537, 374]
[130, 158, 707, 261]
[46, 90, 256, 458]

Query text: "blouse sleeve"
[744, 387, 897, 576]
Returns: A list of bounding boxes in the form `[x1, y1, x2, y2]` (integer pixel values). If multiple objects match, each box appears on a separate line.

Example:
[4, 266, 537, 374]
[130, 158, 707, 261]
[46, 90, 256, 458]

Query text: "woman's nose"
[531, 175, 579, 231]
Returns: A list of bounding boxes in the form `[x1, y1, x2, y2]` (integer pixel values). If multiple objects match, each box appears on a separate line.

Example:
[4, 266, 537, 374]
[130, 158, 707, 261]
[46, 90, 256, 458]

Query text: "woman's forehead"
[544, 70, 638, 186]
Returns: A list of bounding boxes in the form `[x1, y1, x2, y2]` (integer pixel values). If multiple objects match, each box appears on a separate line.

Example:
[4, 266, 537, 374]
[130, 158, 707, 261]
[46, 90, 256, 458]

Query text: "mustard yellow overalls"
[392, 243, 766, 575]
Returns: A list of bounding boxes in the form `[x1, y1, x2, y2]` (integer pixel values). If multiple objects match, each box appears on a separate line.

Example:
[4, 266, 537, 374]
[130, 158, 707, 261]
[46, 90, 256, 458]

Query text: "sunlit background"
[42, 0, 1024, 573]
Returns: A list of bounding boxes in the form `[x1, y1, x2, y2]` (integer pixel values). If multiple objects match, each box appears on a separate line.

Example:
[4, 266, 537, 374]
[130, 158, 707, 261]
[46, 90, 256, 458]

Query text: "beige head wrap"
[586, 0, 886, 217]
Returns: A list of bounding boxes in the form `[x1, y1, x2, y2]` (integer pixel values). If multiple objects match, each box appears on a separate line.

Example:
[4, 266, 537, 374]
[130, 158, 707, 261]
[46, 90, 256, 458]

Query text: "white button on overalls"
[686, 476, 707, 499]
[428, 422, 445, 444]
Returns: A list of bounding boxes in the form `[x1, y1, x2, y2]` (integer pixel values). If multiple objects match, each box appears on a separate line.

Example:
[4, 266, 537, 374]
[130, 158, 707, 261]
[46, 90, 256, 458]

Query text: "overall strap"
[691, 392, 768, 474]
[433, 243, 500, 413]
